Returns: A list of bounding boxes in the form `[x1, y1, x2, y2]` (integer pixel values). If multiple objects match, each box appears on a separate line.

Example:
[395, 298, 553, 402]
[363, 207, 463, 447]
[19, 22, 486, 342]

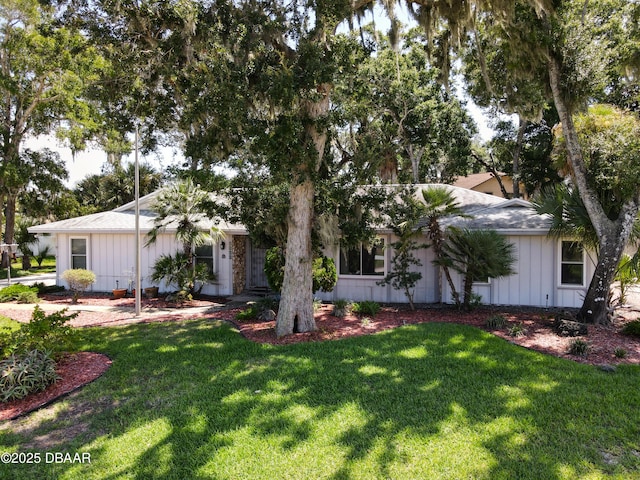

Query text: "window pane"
[196, 258, 214, 275]
[362, 239, 384, 276]
[72, 256, 87, 269]
[195, 244, 213, 257]
[561, 264, 583, 285]
[340, 247, 361, 275]
[562, 242, 583, 262]
[71, 239, 87, 255]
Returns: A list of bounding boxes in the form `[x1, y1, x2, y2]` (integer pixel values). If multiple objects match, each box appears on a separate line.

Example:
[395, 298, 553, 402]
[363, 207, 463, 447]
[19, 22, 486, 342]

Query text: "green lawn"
[0, 257, 56, 280]
[1, 319, 639, 479]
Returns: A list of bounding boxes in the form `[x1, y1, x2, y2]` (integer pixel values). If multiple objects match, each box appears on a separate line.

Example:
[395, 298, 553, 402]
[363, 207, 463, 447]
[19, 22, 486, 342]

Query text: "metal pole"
[135, 124, 142, 316]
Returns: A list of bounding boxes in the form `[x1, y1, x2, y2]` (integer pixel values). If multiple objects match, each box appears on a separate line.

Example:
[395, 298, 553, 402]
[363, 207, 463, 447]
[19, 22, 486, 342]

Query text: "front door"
[249, 243, 269, 289]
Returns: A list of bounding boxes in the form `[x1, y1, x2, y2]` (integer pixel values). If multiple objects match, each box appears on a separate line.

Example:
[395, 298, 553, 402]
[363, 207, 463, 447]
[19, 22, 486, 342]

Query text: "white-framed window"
[70, 238, 88, 269]
[339, 238, 385, 276]
[559, 240, 585, 286]
[195, 243, 215, 275]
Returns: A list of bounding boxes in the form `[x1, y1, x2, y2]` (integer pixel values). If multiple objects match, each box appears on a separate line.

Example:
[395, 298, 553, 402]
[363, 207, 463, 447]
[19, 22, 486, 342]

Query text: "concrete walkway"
[2, 273, 56, 287]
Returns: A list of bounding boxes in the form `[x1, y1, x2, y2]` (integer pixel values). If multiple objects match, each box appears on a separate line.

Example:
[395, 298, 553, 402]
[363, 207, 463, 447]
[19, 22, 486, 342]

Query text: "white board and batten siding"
[55, 233, 233, 296]
[316, 234, 439, 304]
[441, 235, 592, 308]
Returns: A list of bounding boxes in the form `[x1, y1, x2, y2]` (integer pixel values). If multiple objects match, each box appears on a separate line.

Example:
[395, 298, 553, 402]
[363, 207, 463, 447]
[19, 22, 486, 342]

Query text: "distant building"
[453, 172, 527, 199]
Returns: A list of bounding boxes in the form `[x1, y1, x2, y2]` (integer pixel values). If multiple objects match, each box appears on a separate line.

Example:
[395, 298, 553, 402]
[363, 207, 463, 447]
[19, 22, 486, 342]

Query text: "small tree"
[377, 236, 424, 311]
[61, 269, 96, 304]
[440, 228, 516, 310]
[378, 190, 429, 310]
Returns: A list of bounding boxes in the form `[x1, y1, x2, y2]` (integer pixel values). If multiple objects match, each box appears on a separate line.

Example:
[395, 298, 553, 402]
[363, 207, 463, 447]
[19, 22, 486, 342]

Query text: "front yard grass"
[0, 257, 56, 279]
[1, 319, 639, 479]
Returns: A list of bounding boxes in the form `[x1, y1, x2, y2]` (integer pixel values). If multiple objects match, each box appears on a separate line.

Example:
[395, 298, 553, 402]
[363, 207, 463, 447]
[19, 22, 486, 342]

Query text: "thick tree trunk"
[578, 204, 638, 324]
[275, 81, 331, 336]
[548, 57, 640, 324]
[276, 179, 316, 337]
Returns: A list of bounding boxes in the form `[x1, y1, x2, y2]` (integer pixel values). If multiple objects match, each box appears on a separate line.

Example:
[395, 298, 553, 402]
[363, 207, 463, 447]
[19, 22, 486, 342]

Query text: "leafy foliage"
[622, 320, 640, 338]
[0, 349, 59, 402]
[378, 188, 428, 310]
[485, 315, 507, 330]
[61, 269, 96, 304]
[440, 228, 516, 310]
[264, 247, 337, 294]
[150, 252, 214, 296]
[568, 339, 590, 357]
[0, 285, 38, 303]
[351, 301, 380, 316]
[0, 306, 78, 359]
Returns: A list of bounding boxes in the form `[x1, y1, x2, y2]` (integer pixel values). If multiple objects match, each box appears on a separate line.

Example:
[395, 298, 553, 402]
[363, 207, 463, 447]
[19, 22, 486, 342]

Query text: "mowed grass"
[1, 319, 639, 479]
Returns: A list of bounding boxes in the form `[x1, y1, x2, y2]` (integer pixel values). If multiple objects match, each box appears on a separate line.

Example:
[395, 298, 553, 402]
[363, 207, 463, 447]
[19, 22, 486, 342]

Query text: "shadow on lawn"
[1, 319, 639, 479]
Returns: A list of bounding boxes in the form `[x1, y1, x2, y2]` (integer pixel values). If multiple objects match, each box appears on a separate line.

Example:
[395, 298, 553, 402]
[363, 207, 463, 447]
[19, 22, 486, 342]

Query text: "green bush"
[151, 253, 214, 296]
[0, 349, 59, 402]
[0, 306, 78, 359]
[568, 339, 590, 356]
[508, 322, 527, 338]
[622, 320, 640, 338]
[61, 269, 96, 303]
[352, 301, 381, 316]
[485, 314, 507, 329]
[32, 282, 65, 295]
[0, 284, 38, 303]
[16, 291, 39, 304]
[264, 247, 337, 293]
[235, 306, 260, 320]
[614, 347, 627, 359]
[332, 299, 351, 318]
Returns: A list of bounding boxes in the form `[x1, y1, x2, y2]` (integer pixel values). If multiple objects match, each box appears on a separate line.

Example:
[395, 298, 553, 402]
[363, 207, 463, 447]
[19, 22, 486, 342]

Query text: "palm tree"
[146, 178, 221, 261]
[147, 179, 222, 295]
[440, 227, 516, 310]
[419, 186, 468, 306]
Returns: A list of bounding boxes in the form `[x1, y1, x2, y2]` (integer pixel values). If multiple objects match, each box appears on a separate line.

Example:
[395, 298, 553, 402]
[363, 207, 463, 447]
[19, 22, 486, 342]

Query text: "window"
[560, 241, 584, 286]
[70, 238, 87, 269]
[195, 243, 215, 275]
[339, 239, 385, 276]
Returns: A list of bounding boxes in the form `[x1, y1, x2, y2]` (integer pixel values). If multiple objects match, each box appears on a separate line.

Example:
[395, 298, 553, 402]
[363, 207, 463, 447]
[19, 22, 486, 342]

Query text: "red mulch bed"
[230, 304, 640, 367]
[2, 296, 639, 422]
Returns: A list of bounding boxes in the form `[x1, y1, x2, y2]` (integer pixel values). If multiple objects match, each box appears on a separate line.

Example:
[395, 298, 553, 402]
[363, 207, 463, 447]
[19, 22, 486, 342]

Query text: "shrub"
[0, 349, 59, 402]
[235, 305, 260, 320]
[0, 284, 38, 303]
[264, 247, 337, 293]
[16, 291, 39, 304]
[352, 301, 381, 316]
[61, 269, 96, 304]
[485, 315, 507, 329]
[32, 283, 65, 295]
[568, 339, 590, 356]
[151, 253, 214, 296]
[0, 306, 78, 359]
[622, 320, 640, 338]
[614, 347, 627, 359]
[332, 299, 351, 318]
[508, 322, 527, 337]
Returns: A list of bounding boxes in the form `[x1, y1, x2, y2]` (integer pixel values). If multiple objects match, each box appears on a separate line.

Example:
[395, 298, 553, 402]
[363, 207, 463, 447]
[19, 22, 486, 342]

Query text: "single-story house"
[453, 172, 527, 199]
[29, 184, 594, 308]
